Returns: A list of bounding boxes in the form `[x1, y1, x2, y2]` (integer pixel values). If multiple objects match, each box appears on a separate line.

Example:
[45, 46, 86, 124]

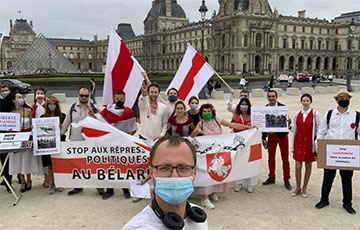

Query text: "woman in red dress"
[290, 94, 321, 198]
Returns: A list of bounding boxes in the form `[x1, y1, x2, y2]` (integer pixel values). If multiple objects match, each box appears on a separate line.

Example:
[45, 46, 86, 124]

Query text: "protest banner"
[251, 106, 289, 132]
[317, 139, 360, 170]
[0, 112, 20, 131]
[52, 117, 262, 188]
[32, 117, 61, 156]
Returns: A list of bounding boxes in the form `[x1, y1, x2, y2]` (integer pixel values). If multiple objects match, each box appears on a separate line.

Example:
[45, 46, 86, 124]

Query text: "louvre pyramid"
[11, 33, 78, 75]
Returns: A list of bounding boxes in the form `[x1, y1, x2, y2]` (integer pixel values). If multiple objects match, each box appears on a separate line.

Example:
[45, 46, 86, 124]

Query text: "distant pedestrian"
[239, 76, 247, 90]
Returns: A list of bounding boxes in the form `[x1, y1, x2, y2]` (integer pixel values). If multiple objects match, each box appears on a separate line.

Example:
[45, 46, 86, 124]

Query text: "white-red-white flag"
[102, 27, 144, 107]
[167, 44, 215, 102]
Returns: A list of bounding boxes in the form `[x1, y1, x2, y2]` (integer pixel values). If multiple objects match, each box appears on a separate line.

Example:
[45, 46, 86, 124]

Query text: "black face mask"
[338, 100, 350, 108]
[116, 100, 124, 109]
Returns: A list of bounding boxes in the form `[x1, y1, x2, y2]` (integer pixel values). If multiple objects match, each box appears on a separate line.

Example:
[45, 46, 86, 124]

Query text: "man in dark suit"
[0, 86, 13, 192]
[262, 90, 291, 190]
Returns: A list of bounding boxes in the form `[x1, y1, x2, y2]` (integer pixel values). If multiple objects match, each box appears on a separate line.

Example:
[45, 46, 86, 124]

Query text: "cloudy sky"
[0, 0, 358, 40]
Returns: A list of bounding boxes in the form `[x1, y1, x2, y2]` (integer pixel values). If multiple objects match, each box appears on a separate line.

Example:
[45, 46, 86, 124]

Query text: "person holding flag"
[93, 90, 137, 200]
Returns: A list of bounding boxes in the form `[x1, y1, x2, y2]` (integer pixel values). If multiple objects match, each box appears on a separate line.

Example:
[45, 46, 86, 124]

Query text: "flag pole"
[204, 62, 232, 90]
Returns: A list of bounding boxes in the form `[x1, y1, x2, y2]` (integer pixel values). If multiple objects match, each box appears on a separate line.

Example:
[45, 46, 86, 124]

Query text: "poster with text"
[251, 106, 289, 132]
[32, 117, 61, 156]
[0, 112, 20, 131]
[326, 145, 360, 168]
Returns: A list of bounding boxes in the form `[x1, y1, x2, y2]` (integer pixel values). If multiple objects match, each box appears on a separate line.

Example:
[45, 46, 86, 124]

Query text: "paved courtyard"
[1, 90, 359, 230]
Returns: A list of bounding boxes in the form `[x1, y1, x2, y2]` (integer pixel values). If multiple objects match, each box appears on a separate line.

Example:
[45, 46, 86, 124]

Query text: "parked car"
[296, 73, 310, 82]
[0, 79, 32, 93]
[278, 74, 289, 82]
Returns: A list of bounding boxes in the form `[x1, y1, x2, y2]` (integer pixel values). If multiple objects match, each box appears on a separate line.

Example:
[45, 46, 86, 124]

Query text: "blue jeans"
[90, 90, 96, 104]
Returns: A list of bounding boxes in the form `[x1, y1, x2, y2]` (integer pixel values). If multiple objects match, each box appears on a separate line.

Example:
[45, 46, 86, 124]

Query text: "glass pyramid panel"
[11, 33, 78, 75]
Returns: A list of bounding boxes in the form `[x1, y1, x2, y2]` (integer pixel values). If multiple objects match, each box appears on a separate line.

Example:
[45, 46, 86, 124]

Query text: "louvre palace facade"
[1, 0, 360, 76]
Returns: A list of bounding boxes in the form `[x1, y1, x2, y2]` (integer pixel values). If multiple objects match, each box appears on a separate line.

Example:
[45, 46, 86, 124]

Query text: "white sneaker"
[246, 186, 253, 193]
[209, 193, 219, 202]
[201, 198, 215, 210]
[234, 184, 243, 192]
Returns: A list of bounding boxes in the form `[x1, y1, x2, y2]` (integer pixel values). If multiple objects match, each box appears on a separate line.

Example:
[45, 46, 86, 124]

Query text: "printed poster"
[0, 112, 20, 131]
[251, 106, 289, 132]
[32, 117, 61, 156]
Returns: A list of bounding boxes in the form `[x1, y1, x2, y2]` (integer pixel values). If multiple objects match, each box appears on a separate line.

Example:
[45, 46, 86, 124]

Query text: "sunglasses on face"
[79, 94, 89, 98]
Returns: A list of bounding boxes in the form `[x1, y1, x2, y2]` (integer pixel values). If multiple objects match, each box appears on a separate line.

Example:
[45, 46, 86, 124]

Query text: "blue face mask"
[168, 95, 178, 102]
[1, 91, 9, 98]
[154, 176, 194, 204]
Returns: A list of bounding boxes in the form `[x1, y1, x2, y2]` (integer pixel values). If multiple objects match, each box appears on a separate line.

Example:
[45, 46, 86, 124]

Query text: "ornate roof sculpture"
[11, 34, 78, 75]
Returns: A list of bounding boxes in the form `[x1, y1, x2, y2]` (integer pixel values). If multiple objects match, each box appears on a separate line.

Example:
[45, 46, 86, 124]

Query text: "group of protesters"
[0, 76, 357, 217]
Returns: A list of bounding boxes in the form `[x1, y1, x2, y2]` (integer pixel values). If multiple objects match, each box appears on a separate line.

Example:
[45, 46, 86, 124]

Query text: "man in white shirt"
[226, 88, 249, 114]
[138, 82, 168, 141]
[315, 89, 359, 215]
[123, 136, 208, 230]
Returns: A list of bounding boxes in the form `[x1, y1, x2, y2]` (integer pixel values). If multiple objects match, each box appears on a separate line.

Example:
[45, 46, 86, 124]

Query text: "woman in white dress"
[9, 93, 41, 193]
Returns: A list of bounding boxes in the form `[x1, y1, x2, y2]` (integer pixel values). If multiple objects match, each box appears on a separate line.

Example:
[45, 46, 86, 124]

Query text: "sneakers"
[48, 184, 56, 195]
[246, 186, 253, 193]
[209, 193, 219, 202]
[233, 184, 243, 192]
[201, 198, 215, 210]
[56, 187, 64, 192]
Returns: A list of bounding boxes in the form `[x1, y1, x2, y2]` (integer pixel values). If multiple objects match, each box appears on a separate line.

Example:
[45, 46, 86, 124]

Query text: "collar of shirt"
[335, 107, 350, 115]
[301, 108, 311, 114]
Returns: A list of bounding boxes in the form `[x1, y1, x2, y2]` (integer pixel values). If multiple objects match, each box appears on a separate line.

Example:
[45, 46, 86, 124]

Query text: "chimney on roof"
[10, 19, 13, 32]
[93, 35, 98, 41]
[30, 21, 33, 27]
[165, 0, 171, 17]
[298, 10, 306, 18]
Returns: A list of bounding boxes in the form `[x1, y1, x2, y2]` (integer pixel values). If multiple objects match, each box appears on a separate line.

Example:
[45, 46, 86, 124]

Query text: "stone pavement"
[1, 92, 359, 230]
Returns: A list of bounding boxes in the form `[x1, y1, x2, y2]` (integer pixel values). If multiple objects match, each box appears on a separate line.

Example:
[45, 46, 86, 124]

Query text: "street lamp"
[199, 0, 208, 57]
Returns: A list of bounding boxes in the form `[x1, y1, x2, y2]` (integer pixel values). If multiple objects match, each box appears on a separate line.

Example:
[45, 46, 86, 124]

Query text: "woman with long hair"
[186, 96, 201, 127]
[167, 101, 196, 137]
[232, 97, 257, 193]
[290, 94, 321, 198]
[41, 96, 66, 194]
[192, 103, 253, 210]
[8, 93, 41, 193]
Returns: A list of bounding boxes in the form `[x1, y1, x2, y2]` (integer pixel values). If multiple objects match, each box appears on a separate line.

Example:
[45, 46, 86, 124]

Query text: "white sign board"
[326, 145, 360, 168]
[251, 106, 289, 132]
[32, 117, 61, 156]
[0, 113, 20, 131]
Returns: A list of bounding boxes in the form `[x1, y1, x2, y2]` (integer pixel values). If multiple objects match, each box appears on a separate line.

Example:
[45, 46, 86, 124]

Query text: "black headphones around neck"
[152, 197, 207, 230]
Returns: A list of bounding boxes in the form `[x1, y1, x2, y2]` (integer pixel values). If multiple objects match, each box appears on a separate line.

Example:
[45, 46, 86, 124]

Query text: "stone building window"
[319, 28, 322, 34]
[283, 38, 287, 48]
[255, 33, 262, 48]
[318, 40, 321, 50]
[292, 39, 296, 49]
[335, 29, 338, 35]
[302, 27, 305, 33]
[63, 52, 67, 58]
[232, 35, 235, 47]
[89, 62, 92, 70]
[348, 40, 352, 50]
[301, 40, 305, 49]
[311, 28, 313, 33]
[310, 40, 313, 49]
[326, 41, 329, 50]
[88, 53, 92, 59]
[293, 26, 296, 32]
[269, 36, 273, 48]
[284, 25, 287, 32]
[77, 53, 81, 59]
[70, 53, 74, 59]
[224, 3, 228, 16]
[255, 2, 262, 14]
[334, 41, 338, 50]
[243, 35, 248, 47]
[222, 34, 226, 48]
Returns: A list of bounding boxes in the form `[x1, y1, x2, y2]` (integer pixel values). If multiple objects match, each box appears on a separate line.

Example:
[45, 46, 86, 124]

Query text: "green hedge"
[10, 73, 269, 85]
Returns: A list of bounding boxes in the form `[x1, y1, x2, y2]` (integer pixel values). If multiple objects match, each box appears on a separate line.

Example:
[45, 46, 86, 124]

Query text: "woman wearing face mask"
[33, 87, 46, 119]
[289, 94, 321, 198]
[41, 96, 66, 194]
[187, 96, 201, 127]
[232, 98, 258, 193]
[167, 101, 196, 137]
[32, 87, 48, 187]
[192, 103, 252, 210]
[8, 93, 41, 193]
[164, 88, 179, 119]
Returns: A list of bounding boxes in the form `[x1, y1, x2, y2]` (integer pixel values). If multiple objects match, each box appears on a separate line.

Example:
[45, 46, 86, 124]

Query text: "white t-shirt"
[122, 205, 208, 230]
